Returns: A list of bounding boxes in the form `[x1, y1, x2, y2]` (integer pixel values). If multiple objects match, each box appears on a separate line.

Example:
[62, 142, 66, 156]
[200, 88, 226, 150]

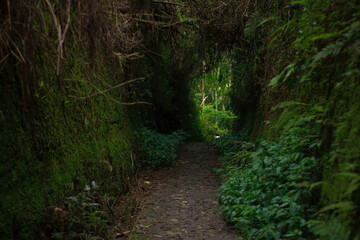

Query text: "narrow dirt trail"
[130, 142, 238, 240]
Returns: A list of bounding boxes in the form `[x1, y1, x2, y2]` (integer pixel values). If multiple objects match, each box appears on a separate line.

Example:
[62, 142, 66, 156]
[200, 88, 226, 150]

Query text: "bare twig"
[129, 17, 195, 28]
[6, 0, 11, 30]
[71, 77, 145, 99]
[113, 52, 143, 60]
[68, 93, 152, 106]
[44, 0, 71, 75]
[44, 0, 61, 76]
[5, 33, 26, 63]
[63, 1, 71, 39]
[67, 77, 152, 106]
[153, 0, 185, 6]
[0, 54, 10, 65]
[9, 49, 24, 63]
[200, 96, 208, 107]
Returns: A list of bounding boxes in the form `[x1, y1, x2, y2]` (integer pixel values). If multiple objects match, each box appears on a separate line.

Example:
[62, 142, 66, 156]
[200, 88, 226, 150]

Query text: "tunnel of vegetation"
[0, 0, 359, 239]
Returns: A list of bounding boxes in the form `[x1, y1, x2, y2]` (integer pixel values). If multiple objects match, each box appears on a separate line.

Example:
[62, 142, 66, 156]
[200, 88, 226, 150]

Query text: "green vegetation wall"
[1, 0, 359, 238]
[227, 0, 360, 237]
[0, 0, 156, 238]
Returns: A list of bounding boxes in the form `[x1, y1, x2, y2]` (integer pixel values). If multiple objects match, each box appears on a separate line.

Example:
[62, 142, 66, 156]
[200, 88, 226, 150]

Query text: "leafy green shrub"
[217, 129, 320, 239]
[137, 128, 188, 169]
[212, 132, 250, 155]
[219, 150, 252, 169]
[43, 182, 113, 239]
[201, 104, 236, 136]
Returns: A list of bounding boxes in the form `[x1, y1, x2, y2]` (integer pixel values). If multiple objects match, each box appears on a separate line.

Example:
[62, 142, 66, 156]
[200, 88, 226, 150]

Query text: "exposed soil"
[128, 142, 238, 240]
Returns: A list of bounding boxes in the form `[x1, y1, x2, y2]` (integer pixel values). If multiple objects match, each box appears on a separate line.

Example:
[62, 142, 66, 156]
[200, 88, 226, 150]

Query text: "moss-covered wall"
[0, 1, 148, 238]
[0, 57, 136, 238]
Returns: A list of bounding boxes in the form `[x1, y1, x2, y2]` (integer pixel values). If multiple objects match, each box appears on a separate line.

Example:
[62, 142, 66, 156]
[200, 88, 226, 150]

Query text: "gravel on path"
[129, 142, 238, 240]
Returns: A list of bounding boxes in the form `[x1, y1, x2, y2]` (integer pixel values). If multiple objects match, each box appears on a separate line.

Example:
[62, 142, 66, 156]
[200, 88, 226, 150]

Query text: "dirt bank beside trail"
[129, 142, 238, 240]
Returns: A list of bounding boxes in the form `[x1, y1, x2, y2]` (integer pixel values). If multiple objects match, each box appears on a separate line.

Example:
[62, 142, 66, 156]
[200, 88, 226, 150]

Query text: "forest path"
[129, 142, 238, 240]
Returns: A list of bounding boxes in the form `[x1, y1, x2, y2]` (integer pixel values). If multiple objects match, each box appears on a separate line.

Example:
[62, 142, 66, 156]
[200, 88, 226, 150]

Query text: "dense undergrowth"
[137, 128, 188, 169]
[38, 129, 186, 239]
[210, 0, 360, 239]
[214, 131, 321, 239]
[41, 182, 115, 239]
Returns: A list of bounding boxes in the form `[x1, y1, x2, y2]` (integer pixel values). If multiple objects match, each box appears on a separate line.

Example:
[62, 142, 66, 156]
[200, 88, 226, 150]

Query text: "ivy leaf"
[311, 41, 344, 65]
[268, 71, 285, 87]
[311, 32, 341, 41]
[271, 101, 307, 111]
[289, 0, 309, 5]
[268, 63, 296, 87]
[316, 201, 356, 215]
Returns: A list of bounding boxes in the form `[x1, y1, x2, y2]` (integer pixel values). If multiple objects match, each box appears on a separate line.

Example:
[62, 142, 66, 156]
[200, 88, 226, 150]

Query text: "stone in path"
[129, 142, 238, 240]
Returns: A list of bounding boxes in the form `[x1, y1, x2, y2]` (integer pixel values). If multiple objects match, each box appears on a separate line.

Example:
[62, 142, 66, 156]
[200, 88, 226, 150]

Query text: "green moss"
[0, 28, 138, 240]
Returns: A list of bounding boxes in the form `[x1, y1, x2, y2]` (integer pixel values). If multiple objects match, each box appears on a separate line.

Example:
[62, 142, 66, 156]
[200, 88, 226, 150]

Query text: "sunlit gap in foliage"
[192, 53, 236, 140]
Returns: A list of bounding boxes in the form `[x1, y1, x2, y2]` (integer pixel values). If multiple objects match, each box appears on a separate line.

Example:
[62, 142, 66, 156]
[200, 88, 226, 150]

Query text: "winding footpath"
[130, 142, 238, 240]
